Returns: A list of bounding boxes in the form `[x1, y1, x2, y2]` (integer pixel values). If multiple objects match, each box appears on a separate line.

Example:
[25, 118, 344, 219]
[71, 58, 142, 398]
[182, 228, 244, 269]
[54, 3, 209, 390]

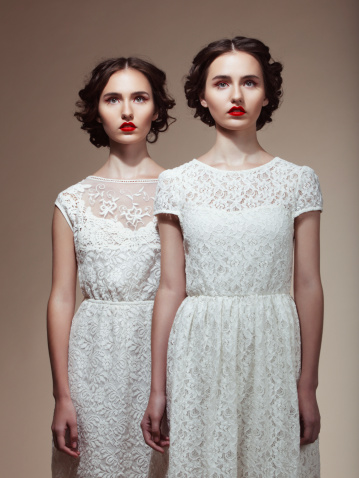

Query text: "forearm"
[294, 281, 324, 390]
[47, 294, 76, 400]
[150, 286, 186, 395]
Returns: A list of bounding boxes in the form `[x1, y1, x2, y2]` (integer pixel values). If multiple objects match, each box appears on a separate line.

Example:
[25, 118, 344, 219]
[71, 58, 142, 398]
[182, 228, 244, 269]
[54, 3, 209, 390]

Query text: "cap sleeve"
[154, 170, 182, 219]
[55, 189, 78, 231]
[294, 166, 323, 218]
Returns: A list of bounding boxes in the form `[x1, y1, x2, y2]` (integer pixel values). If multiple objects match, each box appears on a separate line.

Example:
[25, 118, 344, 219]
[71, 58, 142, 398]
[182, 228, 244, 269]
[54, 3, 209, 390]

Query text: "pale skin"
[47, 67, 164, 457]
[141, 51, 323, 451]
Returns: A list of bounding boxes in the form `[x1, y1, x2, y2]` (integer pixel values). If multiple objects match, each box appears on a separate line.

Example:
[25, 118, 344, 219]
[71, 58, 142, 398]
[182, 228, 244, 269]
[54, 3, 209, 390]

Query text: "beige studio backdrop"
[0, 0, 358, 476]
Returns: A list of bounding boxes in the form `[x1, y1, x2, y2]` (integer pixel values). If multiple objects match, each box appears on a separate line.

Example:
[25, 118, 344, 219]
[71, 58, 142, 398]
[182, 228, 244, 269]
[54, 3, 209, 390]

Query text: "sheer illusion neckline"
[87, 176, 159, 184]
[192, 157, 280, 174]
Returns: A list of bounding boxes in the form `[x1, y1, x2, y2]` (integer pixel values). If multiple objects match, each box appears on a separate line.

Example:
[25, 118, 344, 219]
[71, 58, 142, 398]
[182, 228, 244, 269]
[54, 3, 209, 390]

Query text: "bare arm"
[47, 207, 79, 457]
[141, 214, 186, 452]
[293, 210, 323, 445]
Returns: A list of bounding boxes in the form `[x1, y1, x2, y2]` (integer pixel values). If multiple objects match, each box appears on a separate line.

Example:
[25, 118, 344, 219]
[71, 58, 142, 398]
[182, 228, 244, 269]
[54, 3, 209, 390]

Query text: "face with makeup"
[97, 68, 158, 146]
[200, 51, 268, 133]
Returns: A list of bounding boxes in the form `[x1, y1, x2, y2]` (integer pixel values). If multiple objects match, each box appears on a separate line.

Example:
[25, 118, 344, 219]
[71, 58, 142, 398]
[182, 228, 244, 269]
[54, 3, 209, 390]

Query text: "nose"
[231, 84, 243, 104]
[121, 100, 134, 121]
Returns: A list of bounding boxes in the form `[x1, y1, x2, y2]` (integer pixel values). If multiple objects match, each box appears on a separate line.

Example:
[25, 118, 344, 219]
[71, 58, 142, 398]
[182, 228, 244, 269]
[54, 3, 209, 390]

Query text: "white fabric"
[152, 158, 322, 478]
[51, 177, 164, 478]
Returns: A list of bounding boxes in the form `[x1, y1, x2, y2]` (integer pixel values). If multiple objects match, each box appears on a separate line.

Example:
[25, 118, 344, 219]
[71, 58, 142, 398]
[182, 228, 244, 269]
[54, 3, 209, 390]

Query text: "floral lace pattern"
[87, 179, 155, 229]
[52, 177, 162, 478]
[152, 158, 322, 478]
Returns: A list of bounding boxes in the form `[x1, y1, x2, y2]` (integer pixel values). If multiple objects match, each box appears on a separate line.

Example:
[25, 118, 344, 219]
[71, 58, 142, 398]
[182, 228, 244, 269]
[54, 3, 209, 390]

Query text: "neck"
[209, 124, 268, 166]
[98, 140, 152, 180]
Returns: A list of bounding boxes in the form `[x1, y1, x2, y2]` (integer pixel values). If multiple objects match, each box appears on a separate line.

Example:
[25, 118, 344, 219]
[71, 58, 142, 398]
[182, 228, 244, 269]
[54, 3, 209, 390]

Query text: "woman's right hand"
[51, 398, 80, 458]
[141, 392, 169, 453]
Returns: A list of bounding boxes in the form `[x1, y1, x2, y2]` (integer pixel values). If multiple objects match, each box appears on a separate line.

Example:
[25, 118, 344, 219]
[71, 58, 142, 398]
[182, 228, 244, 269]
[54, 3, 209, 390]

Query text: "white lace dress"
[51, 176, 163, 478]
[153, 158, 323, 478]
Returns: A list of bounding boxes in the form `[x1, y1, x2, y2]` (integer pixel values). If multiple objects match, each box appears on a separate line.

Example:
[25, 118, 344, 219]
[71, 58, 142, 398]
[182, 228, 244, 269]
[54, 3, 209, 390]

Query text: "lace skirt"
[52, 298, 157, 478]
[164, 294, 320, 478]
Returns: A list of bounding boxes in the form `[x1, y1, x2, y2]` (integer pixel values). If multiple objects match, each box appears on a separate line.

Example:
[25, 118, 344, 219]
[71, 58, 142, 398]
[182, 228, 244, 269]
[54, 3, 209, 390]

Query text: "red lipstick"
[228, 106, 246, 116]
[120, 122, 136, 131]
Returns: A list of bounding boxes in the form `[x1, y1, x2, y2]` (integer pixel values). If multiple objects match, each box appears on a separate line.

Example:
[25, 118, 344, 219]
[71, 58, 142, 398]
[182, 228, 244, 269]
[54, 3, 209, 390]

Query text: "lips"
[120, 122, 136, 131]
[228, 106, 246, 116]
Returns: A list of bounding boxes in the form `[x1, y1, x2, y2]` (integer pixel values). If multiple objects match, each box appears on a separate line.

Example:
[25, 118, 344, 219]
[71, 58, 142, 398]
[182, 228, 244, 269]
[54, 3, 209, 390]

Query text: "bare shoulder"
[196, 151, 212, 166]
[149, 160, 165, 178]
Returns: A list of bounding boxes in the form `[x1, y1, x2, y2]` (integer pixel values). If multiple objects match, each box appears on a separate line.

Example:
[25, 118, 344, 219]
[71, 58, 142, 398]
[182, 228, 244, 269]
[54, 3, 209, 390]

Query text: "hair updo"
[75, 57, 176, 147]
[184, 36, 283, 130]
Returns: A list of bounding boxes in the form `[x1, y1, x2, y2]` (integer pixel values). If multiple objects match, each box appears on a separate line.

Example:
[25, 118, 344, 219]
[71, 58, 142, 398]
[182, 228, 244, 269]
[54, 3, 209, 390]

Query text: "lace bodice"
[55, 177, 160, 302]
[154, 158, 322, 297]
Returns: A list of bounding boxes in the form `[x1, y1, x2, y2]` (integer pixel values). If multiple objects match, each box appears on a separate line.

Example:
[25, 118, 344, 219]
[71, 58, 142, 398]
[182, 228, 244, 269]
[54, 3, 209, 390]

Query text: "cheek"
[205, 93, 222, 112]
[98, 108, 115, 127]
[139, 107, 157, 125]
[248, 94, 266, 112]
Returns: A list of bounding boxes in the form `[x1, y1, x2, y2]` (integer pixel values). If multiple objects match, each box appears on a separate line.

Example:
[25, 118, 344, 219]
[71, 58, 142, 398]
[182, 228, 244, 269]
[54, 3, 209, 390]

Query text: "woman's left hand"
[141, 392, 169, 453]
[298, 385, 321, 445]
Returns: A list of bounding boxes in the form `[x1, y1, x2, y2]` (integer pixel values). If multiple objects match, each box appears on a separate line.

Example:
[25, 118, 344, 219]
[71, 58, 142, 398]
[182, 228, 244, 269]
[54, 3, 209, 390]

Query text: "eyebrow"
[103, 91, 150, 97]
[211, 74, 261, 81]
[132, 91, 150, 96]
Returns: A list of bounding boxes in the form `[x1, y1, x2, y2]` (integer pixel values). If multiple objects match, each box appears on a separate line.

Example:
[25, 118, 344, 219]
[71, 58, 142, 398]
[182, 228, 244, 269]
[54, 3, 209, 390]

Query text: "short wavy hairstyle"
[75, 57, 176, 147]
[184, 36, 283, 130]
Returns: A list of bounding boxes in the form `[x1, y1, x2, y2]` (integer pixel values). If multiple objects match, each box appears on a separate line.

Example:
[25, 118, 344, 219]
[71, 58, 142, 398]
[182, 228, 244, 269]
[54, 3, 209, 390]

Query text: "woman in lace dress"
[47, 57, 174, 477]
[142, 37, 323, 477]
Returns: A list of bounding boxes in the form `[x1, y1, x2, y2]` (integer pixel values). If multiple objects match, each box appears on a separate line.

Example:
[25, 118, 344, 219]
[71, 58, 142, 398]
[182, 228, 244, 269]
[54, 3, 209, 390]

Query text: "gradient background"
[1, 0, 358, 476]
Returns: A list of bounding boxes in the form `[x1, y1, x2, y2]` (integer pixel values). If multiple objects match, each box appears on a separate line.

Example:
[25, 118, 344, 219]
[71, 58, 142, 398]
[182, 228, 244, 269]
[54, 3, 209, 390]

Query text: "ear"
[263, 98, 269, 107]
[97, 116, 102, 124]
[152, 110, 159, 121]
[200, 97, 208, 108]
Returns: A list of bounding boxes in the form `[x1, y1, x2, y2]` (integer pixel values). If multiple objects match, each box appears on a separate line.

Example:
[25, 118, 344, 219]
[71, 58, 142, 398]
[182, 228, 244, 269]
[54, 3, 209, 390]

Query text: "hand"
[141, 392, 169, 453]
[298, 386, 321, 445]
[51, 398, 80, 458]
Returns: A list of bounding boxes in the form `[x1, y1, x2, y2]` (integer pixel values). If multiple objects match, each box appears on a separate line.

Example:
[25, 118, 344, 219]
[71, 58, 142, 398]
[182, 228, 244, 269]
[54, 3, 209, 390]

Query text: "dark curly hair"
[75, 57, 176, 147]
[184, 36, 283, 130]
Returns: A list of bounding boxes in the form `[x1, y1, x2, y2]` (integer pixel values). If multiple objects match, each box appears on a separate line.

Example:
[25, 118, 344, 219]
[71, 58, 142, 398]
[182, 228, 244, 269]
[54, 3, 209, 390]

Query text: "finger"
[143, 431, 165, 453]
[69, 422, 80, 454]
[141, 423, 153, 444]
[141, 420, 166, 453]
[151, 419, 161, 444]
[157, 431, 170, 447]
[52, 432, 59, 451]
[312, 420, 321, 443]
[144, 430, 166, 452]
[300, 419, 314, 445]
[149, 437, 166, 453]
[158, 434, 170, 447]
[56, 430, 81, 458]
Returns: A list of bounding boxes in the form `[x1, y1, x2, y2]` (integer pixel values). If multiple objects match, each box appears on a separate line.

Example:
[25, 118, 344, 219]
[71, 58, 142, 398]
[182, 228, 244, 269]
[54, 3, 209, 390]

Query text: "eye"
[215, 81, 229, 89]
[106, 97, 119, 104]
[134, 96, 147, 103]
[244, 79, 257, 87]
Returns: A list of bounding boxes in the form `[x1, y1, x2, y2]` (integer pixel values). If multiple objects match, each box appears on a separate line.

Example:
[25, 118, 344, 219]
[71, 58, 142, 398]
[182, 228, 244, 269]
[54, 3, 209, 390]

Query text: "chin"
[113, 134, 139, 143]
[217, 122, 247, 131]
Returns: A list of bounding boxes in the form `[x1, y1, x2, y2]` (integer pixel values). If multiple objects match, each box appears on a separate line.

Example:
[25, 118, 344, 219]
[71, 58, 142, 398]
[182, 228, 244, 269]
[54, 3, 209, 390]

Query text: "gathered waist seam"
[83, 298, 154, 306]
[186, 293, 291, 299]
